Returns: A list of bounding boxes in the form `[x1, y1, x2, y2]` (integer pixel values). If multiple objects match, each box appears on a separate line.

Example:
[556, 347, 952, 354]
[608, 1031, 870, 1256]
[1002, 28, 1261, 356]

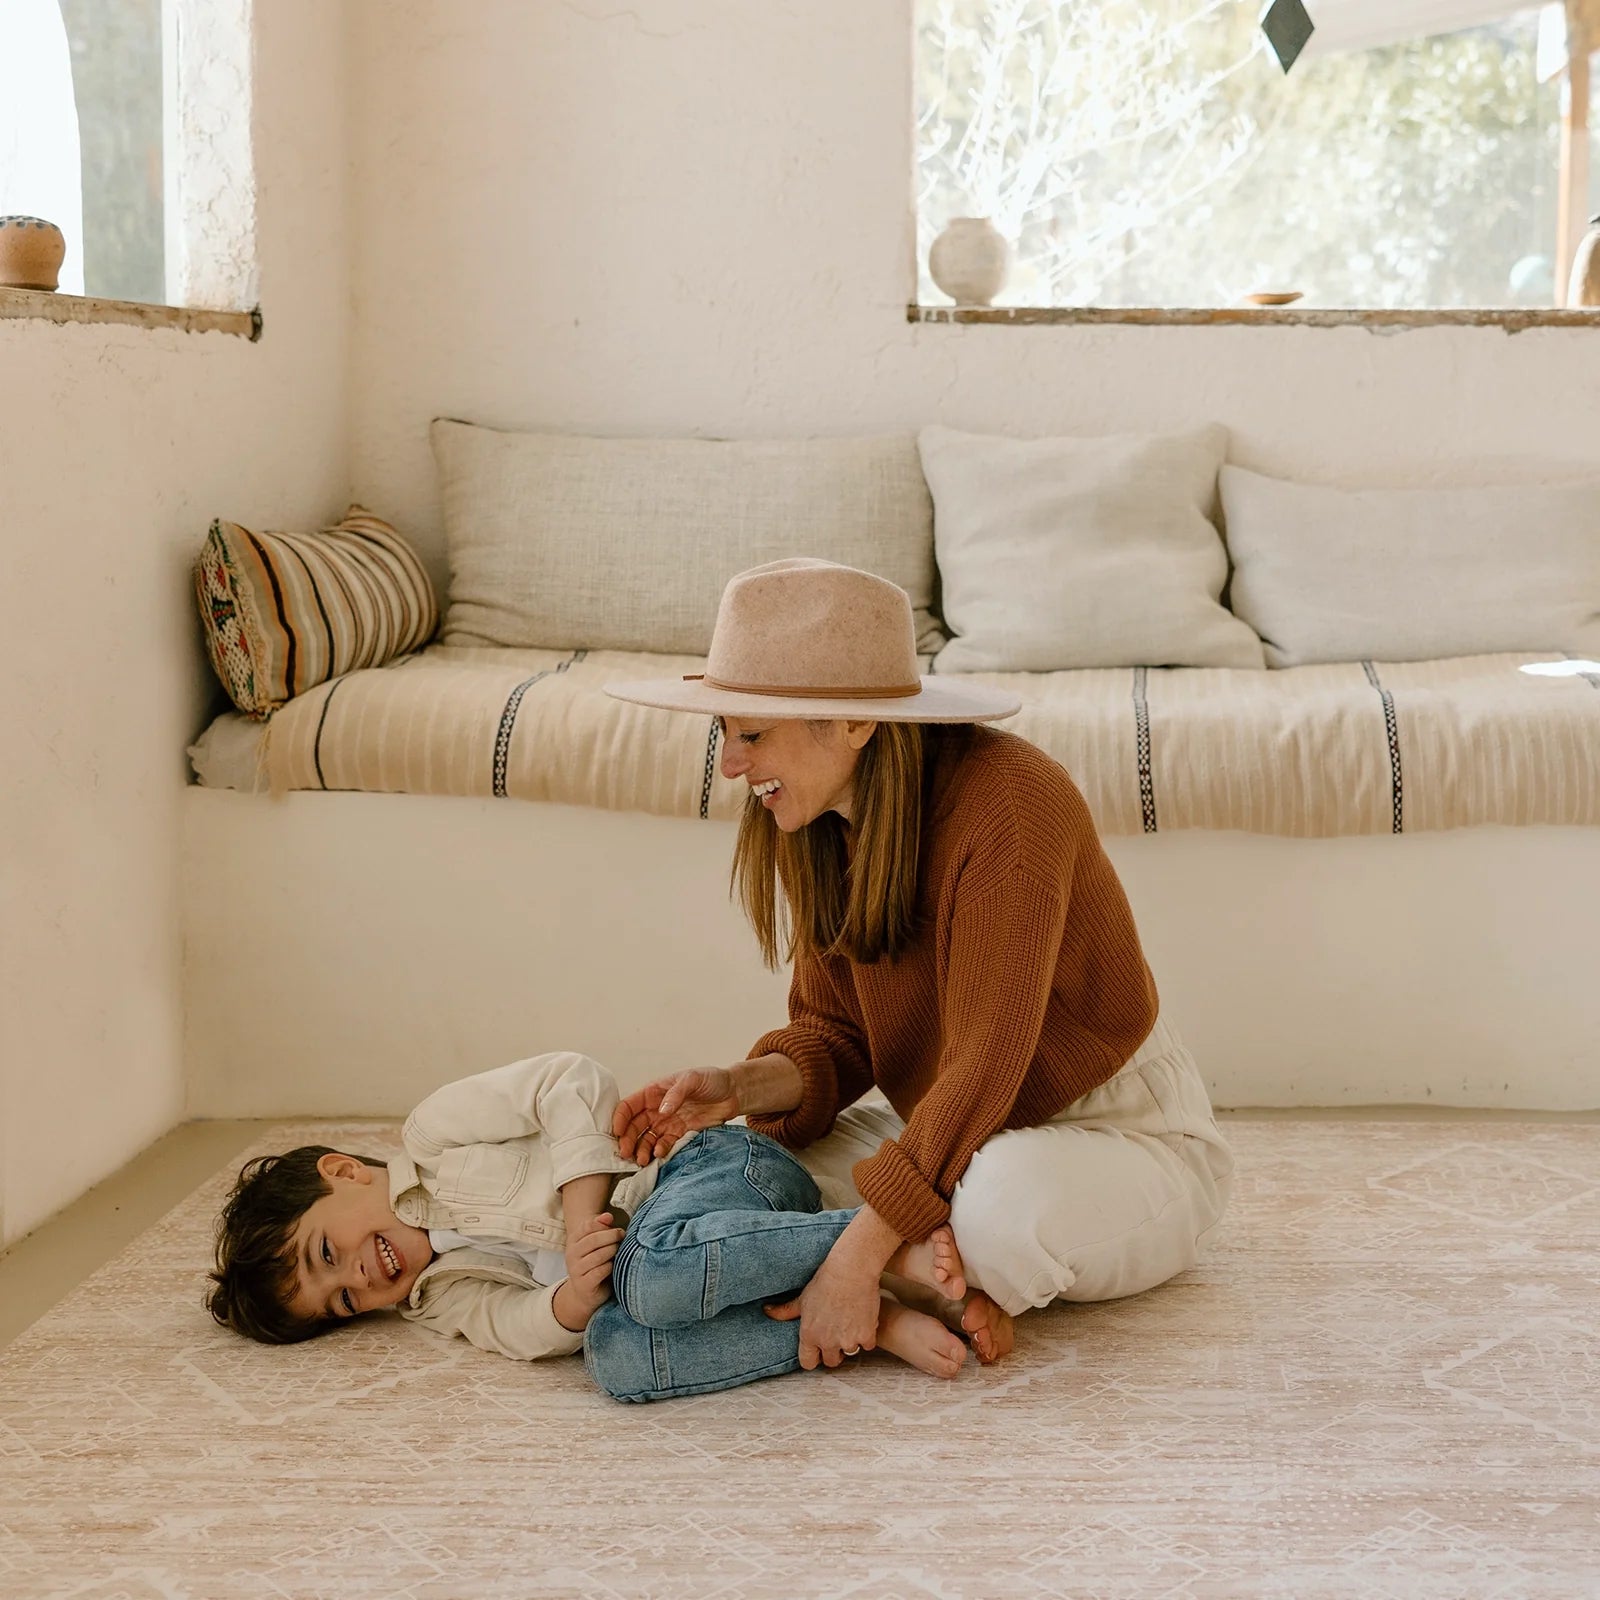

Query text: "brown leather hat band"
[681, 673, 921, 700]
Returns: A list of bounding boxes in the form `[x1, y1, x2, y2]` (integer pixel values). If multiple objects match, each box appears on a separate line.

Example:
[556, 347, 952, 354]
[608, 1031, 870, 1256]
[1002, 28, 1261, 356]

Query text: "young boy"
[207, 1051, 640, 1360]
[207, 1051, 982, 1398]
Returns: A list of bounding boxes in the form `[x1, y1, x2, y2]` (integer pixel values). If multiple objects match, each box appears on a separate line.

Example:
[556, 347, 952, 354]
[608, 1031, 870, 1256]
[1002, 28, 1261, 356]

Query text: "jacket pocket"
[434, 1144, 529, 1206]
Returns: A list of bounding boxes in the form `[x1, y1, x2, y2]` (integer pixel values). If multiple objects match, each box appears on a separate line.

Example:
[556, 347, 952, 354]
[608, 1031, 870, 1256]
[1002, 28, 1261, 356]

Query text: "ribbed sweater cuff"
[744, 1027, 840, 1148]
[853, 1141, 949, 1243]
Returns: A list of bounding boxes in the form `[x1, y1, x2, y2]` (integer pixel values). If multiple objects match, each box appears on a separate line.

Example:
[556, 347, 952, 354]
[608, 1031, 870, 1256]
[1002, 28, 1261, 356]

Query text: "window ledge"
[0, 286, 259, 340]
[908, 304, 1600, 332]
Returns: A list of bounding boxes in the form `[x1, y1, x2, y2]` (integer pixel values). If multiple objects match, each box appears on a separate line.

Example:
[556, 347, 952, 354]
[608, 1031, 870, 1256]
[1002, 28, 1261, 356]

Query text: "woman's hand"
[764, 1248, 884, 1369]
[612, 1068, 739, 1164]
[765, 1205, 904, 1367]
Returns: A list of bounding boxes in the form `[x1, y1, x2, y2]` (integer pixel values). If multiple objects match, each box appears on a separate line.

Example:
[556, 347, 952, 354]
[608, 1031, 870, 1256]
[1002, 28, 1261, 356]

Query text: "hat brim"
[604, 674, 1021, 723]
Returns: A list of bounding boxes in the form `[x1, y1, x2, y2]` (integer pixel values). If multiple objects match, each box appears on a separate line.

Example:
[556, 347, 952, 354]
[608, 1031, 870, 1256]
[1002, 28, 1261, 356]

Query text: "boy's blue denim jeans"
[584, 1125, 857, 1402]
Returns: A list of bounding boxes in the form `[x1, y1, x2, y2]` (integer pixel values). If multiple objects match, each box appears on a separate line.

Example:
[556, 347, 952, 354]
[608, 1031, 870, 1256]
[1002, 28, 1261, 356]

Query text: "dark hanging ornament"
[1260, 0, 1315, 73]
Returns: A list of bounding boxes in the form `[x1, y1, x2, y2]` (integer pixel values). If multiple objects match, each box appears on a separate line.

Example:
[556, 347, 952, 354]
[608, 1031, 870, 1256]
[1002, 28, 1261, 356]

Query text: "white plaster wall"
[181, 796, 1600, 1118]
[0, 0, 350, 1247]
[346, 0, 1600, 594]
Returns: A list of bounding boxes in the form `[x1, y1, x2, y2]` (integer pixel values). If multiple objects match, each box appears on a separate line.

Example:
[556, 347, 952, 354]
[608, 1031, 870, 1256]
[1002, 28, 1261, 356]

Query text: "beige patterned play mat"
[0, 1116, 1596, 1599]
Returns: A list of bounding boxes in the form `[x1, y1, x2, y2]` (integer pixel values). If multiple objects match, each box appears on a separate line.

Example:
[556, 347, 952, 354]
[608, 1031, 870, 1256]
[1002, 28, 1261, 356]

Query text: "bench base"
[181, 789, 1600, 1115]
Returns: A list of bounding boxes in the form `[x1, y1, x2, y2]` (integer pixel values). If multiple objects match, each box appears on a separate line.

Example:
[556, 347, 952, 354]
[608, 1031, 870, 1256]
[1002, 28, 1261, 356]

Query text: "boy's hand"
[566, 1211, 624, 1294]
[552, 1213, 625, 1332]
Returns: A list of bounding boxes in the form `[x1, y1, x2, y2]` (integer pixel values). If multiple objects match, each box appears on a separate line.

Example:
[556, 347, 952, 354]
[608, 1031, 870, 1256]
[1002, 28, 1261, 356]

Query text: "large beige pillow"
[919, 423, 1265, 672]
[1221, 465, 1600, 667]
[432, 420, 943, 654]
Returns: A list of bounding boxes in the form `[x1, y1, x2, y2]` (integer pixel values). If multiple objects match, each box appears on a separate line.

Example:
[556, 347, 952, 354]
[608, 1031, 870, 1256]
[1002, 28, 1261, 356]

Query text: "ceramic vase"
[929, 217, 1009, 307]
[0, 216, 66, 291]
[1569, 215, 1600, 309]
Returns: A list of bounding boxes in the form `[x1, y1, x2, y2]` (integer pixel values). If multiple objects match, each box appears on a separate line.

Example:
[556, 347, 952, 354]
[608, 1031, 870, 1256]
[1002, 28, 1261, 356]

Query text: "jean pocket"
[660, 1130, 714, 1177]
[741, 1133, 821, 1214]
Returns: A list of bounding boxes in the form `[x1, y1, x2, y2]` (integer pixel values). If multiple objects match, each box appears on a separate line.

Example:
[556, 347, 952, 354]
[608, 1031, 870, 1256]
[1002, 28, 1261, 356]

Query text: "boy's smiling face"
[287, 1154, 434, 1325]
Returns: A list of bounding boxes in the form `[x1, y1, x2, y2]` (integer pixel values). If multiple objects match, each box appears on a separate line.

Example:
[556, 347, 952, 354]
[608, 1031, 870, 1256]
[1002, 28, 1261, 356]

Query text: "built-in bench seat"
[189, 643, 1600, 837]
[180, 421, 1600, 1116]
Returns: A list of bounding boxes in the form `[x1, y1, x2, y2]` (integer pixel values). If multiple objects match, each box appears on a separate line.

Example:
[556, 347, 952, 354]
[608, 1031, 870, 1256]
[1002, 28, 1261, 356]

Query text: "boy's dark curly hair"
[206, 1145, 386, 1345]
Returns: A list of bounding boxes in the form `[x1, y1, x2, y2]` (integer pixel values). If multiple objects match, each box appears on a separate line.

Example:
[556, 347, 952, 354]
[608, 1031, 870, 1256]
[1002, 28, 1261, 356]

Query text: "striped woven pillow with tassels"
[195, 505, 438, 718]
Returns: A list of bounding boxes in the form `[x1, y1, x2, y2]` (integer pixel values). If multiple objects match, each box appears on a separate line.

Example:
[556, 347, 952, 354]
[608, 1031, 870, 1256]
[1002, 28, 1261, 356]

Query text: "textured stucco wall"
[346, 0, 1600, 593]
[0, 0, 348, 1246]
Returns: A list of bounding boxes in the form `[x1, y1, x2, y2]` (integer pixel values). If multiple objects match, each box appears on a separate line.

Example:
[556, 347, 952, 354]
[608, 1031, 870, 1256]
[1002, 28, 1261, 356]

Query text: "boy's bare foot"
[887, 1224, 967, 1301]
[874, 1296, 968, 1380]
[884, 1224, 1017, 1365]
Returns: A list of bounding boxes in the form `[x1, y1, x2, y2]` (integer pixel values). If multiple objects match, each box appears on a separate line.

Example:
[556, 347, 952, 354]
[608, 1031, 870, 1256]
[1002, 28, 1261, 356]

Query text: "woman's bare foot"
[874, 1296, 968, 1380]
[959, 1291, 1015, 1366]
[887, 1224, 967, 1301]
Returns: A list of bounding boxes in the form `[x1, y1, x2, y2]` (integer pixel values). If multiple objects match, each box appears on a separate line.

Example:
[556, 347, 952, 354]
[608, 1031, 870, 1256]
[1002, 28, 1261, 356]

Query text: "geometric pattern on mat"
[0, 1118, 1596, 1599]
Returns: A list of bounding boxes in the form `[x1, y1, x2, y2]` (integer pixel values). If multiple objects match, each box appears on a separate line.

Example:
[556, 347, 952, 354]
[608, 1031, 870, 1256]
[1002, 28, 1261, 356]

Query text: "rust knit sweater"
[746, 726, 1159, 1243]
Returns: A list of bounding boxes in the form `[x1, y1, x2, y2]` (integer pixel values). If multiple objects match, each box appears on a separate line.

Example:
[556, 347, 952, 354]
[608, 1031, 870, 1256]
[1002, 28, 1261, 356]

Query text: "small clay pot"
[0, 216, 67, 291]
[929, 217, 1010, 307]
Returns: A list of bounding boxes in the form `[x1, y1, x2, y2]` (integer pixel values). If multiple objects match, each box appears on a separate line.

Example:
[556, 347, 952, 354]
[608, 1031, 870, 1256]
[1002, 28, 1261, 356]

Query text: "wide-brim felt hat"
[605, 558, 1021, 723]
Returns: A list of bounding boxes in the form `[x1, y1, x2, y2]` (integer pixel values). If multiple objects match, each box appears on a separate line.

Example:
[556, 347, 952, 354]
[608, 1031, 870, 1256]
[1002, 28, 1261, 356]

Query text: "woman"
[606, 558, 1234, 1371]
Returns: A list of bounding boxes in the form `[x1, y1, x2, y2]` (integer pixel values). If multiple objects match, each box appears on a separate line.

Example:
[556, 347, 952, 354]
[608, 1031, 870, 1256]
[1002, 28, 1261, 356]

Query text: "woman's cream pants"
[796, 1015, 1235, 1316]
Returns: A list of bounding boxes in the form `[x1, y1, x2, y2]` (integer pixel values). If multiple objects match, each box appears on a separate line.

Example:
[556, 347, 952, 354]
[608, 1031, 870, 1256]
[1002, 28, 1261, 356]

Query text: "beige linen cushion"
[1221, 465, 1600, 667]
[432, 420, 943, 654]
[918, 423, 1264, 672]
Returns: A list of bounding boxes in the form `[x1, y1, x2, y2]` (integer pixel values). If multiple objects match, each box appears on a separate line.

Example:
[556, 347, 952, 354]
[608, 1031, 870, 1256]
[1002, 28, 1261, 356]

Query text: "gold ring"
[843, 1346, 862, 1357]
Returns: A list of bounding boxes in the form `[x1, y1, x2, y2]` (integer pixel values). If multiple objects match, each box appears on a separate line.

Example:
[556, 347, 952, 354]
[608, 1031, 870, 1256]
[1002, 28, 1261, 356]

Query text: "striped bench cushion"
[250, 646, 1600, 837]
[195, 506, 438, 717]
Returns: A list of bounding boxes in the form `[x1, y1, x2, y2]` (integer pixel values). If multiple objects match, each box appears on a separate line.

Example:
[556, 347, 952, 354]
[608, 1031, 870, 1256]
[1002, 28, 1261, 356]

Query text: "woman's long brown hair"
[731, 721, 965, 969]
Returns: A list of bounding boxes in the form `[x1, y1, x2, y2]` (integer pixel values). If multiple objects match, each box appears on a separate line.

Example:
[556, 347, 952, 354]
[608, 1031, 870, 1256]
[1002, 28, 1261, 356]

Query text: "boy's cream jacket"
[388, 1052, 659, 1361]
